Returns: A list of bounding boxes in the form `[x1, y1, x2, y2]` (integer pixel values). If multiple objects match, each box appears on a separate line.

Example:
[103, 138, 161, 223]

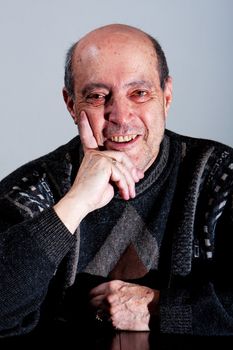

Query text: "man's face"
[68, 31, 172, 171]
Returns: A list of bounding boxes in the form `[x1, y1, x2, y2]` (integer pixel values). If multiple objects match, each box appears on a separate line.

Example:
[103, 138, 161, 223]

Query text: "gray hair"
[64, 42, 78, 99]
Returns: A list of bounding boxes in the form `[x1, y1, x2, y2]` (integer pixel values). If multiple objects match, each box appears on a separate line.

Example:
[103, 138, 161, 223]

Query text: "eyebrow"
[124, 80, 153, 89]
[82, 83, 110, 96]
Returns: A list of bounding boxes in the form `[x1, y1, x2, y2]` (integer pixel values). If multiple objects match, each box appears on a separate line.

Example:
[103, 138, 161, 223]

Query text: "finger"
[85, 153, 131, 200]
[115, 153, 144, 182]
[89, 295, 109, 311]
[113, 161, 136, 198]
[100, 150, 144, 184]
[110, 163, 131, 200]
[78, 111, 98, 151]
[89, 282, 110, 298]
[93, 152, 137, 197]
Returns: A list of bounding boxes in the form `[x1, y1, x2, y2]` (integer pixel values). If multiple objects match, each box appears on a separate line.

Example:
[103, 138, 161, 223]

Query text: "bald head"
[64, 24, 169, 98]
[78, 23, 151, 47]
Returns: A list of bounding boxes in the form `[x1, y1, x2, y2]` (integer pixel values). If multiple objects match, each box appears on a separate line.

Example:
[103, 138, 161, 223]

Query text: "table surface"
[1, 322, 233, 349]
[1, 331, 233, 349]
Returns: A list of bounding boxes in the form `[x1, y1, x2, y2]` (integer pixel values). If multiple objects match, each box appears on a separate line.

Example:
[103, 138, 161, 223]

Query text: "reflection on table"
[1, 320, 232, 349]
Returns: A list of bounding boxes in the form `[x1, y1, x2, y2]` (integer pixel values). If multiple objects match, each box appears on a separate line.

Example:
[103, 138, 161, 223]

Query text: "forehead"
[72, 31, 159, 87]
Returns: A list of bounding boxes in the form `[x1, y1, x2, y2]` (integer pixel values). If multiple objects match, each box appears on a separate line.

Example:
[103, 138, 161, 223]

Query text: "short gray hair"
[64, 42, 78, 99]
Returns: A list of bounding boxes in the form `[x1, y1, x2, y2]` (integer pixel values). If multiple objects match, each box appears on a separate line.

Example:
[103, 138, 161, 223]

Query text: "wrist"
[54, 192, 89, 234]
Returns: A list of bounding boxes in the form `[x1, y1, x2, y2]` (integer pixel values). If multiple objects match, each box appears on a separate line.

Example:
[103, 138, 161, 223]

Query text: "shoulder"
[166, 129, 233, 162]
[0, 136, 82, 195]
[166, 129, 233, 154]
[166, 129, 233, 189]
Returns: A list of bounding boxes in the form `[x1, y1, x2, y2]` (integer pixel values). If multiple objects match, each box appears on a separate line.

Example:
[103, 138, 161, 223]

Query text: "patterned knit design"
[5, 172, 54, 217]
[0, 130, 233, 337]
[201, 152, 233, 259]
[171, 146, 215, 276]
[83, 204, 160, 276]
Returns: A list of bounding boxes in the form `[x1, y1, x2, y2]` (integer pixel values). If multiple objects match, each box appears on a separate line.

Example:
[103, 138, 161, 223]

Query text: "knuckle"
[109, 279, 121, 289]
[107, 294, 115, 304]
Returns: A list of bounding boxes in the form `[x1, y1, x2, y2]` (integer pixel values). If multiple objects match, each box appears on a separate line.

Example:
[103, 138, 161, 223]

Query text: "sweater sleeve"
[159, 191, 233, 336]
[0, 170, 75, 337]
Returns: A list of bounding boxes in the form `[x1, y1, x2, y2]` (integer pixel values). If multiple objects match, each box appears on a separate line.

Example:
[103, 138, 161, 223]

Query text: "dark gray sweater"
[0, 129, 233, 338]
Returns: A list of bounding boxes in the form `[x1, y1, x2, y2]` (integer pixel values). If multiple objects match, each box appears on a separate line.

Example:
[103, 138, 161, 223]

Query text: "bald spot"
[72, 24, 158, 77]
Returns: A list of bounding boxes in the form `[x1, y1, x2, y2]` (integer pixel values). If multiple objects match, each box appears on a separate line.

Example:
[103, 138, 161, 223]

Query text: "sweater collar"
[133, 133, 170, 196]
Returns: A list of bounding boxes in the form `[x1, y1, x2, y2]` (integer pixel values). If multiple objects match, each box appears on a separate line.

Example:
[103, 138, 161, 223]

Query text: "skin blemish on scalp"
[87, 45, 100, 57]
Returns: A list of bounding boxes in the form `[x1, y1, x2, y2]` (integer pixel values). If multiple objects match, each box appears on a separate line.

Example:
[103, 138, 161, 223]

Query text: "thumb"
[78, 111, 98, 151]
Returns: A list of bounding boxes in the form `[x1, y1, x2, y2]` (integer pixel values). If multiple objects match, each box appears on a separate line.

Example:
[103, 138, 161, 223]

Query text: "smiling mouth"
[110, 134, 137, 143]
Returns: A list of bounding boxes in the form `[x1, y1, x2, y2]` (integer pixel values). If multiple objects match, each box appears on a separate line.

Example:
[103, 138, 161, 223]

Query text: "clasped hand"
[89, 280, 159, 331]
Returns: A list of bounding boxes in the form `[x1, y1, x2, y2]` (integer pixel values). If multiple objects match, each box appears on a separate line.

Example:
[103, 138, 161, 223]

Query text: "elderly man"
[0, 24, 233, 339]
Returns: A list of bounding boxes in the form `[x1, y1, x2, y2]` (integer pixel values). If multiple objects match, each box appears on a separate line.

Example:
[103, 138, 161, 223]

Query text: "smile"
[110, 134, 137, 143]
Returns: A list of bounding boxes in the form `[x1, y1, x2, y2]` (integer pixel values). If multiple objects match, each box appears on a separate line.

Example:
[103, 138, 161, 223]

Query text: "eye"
[130, 90, 150, 102]
[86, 93, 106, 106]
[134, 90, 147, 96]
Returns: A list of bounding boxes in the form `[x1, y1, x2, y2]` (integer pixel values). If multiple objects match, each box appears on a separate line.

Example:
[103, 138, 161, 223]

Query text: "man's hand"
[77, 111, 144, 204]
[89, 280, 160, 331]
[54, 111, 144, 233]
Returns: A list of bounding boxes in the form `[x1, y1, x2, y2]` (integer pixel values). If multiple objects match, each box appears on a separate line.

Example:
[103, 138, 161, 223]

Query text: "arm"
[0, 111, 143, 337]
[193, 199, 233, 336]
[159, 192, 233, 336]
[54, 111, 144, 232]
[88, 187, 233, 334]
[0, 184, 75, 337]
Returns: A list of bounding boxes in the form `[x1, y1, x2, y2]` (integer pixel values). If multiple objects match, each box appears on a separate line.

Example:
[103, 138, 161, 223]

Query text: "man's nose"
[104, 96, 133, 124]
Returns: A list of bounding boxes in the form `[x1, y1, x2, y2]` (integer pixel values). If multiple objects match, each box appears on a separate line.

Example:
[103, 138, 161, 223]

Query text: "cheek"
[76, 102, 104, 129]
[142, 107, 166, 138]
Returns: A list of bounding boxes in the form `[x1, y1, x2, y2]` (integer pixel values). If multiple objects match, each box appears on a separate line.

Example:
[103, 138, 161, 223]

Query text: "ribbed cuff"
[160, 305, 192, 334]
[29, 207, 76, 266]
[160, 289, 193, 335]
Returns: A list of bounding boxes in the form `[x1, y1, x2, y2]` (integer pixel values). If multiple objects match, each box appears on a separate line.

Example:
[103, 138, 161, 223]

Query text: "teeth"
[111, 134, 137, 143]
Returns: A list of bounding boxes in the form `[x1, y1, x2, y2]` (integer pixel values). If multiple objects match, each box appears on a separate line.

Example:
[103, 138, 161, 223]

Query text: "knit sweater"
[0, 129, 233, 338]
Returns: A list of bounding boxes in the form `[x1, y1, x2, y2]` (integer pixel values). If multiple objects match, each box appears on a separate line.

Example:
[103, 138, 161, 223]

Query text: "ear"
[163, 76, 173, 118]
[63, 87, 78, 124]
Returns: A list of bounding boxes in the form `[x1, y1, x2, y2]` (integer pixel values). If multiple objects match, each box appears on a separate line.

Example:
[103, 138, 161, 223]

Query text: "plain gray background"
[0, 0, 232, 180]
